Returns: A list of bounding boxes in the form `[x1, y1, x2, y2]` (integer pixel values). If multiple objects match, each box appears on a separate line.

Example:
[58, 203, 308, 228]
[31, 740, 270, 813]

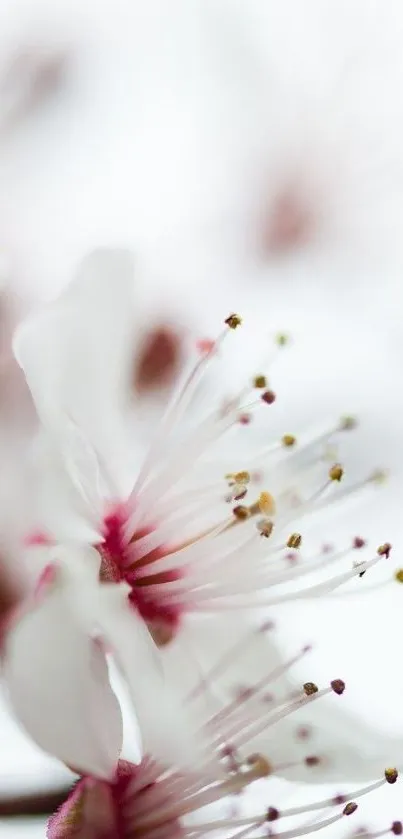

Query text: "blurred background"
[0, 1, 403, 835]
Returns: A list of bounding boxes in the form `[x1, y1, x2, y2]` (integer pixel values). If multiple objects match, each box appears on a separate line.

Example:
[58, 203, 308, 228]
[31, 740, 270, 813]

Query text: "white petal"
[4, 563, 122, 779]
[95, 587, 206, 770]
[14, 247, 137, 499]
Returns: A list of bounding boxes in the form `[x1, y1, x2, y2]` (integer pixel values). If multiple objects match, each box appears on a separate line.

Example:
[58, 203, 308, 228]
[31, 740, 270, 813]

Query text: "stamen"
[329, 463, 344, 482]
[225, 314, 242, 329]
[253, 374, 267, 389]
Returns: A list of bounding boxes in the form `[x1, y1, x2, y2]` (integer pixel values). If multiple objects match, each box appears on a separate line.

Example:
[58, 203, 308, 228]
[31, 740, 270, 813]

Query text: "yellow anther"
[329, 463, 344, 482]
[282, 433, 296, 447]
[287, 532, 302, 549]
[259, 491, 276, 516]
[225, 313, 242, 329]
[253, 374, 267, 389]
[234, 470, 250, 485]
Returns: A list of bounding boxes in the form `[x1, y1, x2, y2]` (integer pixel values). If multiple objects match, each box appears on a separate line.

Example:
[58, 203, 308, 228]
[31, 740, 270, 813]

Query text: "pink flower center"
[98, 506, 183, 645]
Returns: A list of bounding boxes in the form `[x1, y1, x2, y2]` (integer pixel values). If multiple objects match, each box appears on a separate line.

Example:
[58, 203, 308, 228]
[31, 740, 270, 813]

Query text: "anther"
[370, 469, 388, 484]
[259, 492, 276, 516]
[378, 543, 392, 558]
[392, 821, 403, 835]
[339, 416, 358, 431]
[385, 768, 398, 785]
[233, 505, 250, 521]
[253, 374, 267, 389]
[233, 486, 247, 501]
[303, 682, 318, 696]
[234, 471, 250, 485]
[395, 569, 403, 583]
[305, 755, 321, 767]
[282, 433, 296, 447]
[238, 413, 252, 425]
[261, 390, 276, 405]
[353, 537, 366, 549]
[329, 463, 344, 482]
[287, 533, 302, 549]
[275, 333, 289, 346]
[266, 807, 280, 822]
[331, 679, 346, 695]
[257, 519, 274, 538]
[246, 754, 272, 778]
[343, 801, 358, 816]
[225, 313, 242, 329]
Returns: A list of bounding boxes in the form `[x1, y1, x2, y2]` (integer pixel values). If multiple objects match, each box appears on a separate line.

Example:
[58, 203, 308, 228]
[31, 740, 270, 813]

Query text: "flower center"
[98, 506, 183, 645]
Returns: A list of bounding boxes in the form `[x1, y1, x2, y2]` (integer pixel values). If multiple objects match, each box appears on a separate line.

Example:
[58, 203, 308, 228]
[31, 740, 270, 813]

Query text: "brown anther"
[339, 415, 358, 431]
[261, 389, 276, 405]
[385, 768, 398, 785]
[333, 794, 346, 805]
[392, 821, 403, 835]
[233, 505, 250, 521]
[395, 569, 403, 583]
[331, 679, 346, 695]
[233, 486, 247, 501]
[246, 754, 272, 778]
[253, 374, 267, 389]
[238, 413, 251, 425]
[234, 471, 250, 485]
[259, 491, 276, 516]
[296, 725, 312, 741]
[266, 807, 279, 822]
[370, 468, 388, 484]
[329, 463, 344, 482]
[225, 313, 242, 330]
[303, 682, 318, 696]
[378, 542, 392, 558]
[257, 519, 274, 538]
[305, 755, 320, 767]
[287, 532, 302, 549]
[259, 619, 275, 633]
[276, 333, 289, 346]
[282, 433, 296, 447]
[353, 536, 366, 549]
[343, 802, 358, 816]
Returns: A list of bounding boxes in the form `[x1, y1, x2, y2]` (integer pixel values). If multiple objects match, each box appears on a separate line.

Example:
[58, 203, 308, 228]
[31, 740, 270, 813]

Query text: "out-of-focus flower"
[0, 269, 36, 629]
[4, 248, 401, 783]
[47, 757, 401, 839]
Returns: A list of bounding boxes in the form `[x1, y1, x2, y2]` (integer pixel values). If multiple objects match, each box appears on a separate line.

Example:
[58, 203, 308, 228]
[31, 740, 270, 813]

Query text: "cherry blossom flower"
[47, 757, 401, 839]
[43, 633, 400, 839]
[4, 248, 401, 783]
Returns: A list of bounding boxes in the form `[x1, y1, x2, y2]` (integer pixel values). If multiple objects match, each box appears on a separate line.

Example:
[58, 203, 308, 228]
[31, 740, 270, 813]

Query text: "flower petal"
[14, 248, 137, 499]
[4, 557, 122, 778]
[95, 586, 207, 770]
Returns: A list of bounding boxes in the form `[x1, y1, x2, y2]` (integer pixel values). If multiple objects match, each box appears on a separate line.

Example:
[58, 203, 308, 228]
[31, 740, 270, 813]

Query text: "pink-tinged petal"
[95, 587, 206, 771]
[13, 248, 138, 499]
[4, 563, 122, 778]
